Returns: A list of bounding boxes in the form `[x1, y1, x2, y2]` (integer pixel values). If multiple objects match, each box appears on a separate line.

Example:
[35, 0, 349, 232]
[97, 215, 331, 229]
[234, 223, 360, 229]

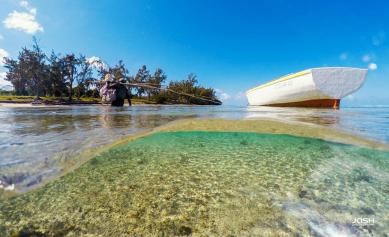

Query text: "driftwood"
[120, 82, 222, 105]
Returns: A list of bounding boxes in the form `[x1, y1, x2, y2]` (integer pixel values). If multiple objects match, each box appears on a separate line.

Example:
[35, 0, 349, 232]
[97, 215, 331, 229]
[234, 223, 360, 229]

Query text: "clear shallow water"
[0, 105, 389, 192]
[1, 132, 388, 236]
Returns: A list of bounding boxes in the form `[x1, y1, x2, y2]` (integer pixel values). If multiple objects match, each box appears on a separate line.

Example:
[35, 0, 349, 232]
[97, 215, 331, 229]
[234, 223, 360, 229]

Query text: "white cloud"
[3, 4, 43, 35]
[362, 54, 372, 62]
[345, 95, 354, 101]
[220, 92, 231, 100]
[339, 52, 348, 61]
[234, 91, 245, 100]
[215, 88, 231, 101]
[19, 1, 36, 14]
[29, 8, 37, 15]
[86, 56, 107, 70]
[0, 72, 12, 90]
[86, 56, 101, 64]
[372, 32, 386, 46]
[0, 49, 11, 89]
[368, 63, 377, 71]
[19, 1, 29, 8]
[0, 48, 9, 66]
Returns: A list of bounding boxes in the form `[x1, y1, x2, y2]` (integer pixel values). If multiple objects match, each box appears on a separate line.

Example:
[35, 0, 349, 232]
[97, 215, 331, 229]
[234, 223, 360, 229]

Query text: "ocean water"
[0, 105, 389, 192]
[1, 132, 388, 236]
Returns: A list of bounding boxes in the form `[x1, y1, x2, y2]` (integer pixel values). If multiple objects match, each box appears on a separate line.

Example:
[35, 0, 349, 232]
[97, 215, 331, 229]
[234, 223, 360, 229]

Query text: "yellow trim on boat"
[246, 69, 312, 94]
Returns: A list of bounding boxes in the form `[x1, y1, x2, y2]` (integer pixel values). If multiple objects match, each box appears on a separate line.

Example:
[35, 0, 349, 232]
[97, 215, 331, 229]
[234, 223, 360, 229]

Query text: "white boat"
[246, 67, 367, 108]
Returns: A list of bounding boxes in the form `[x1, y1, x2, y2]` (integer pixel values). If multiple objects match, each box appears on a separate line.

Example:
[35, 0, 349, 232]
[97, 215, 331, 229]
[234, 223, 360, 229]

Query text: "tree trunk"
[68, 84, 72, 102]
[77, 87, 80, 101]
[34, 78, 40, 99]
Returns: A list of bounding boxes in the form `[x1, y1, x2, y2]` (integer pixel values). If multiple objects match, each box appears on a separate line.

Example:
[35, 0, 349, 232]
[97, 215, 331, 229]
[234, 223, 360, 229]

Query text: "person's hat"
[104, 74, 113, 82]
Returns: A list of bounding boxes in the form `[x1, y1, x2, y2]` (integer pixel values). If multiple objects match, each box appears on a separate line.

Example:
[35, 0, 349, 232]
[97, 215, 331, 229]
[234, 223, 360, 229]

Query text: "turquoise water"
[1, 132, 388, 236]
[1, 105, 389, 192]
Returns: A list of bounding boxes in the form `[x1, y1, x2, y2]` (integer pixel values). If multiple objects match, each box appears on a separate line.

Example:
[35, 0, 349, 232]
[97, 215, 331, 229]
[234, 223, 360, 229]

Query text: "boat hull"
[246, 67, 367, 108]
[265, 99, 340, 108]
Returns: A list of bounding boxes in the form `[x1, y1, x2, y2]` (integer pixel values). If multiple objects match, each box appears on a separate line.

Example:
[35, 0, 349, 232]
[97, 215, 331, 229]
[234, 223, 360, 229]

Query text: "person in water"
[109, 78, 132, 107]
[101, 74, 132, 107]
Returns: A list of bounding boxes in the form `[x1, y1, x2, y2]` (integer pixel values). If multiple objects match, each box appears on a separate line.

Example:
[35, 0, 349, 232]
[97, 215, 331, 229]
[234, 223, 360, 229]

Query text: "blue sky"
[0, 0, 388, 106]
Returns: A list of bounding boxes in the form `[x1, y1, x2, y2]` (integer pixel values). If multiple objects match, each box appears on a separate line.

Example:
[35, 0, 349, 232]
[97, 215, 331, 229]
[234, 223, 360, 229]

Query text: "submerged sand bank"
[47, 118, 389, 188]
[2, 118, 387, 199]
[132, 118, 389, 151]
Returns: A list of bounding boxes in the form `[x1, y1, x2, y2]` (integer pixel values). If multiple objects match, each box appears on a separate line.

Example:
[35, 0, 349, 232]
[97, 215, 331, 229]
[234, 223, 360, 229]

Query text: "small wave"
[0, 159, 26, 167]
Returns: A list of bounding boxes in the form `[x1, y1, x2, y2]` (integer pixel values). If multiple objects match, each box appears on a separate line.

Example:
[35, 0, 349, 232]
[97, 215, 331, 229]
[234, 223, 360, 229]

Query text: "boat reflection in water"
[245, 106, 340, 126]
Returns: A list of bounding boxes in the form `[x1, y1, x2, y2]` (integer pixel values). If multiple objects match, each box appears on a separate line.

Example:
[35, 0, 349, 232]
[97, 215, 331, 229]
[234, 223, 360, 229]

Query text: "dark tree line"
[2, 39, 221, 105]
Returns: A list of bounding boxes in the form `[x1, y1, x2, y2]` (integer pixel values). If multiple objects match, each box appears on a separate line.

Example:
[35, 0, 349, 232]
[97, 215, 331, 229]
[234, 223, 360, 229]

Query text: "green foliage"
[3, 38, 47, 98]
[146, 68, 167, 99]
[47, 51, 67, 97]
[3, 41, 100, 101]
[111, 60, 128, 81]
[133, 65, 150, 97]
[3, 39, 221, 105]
[167, 73, 220, 105]
[152, 92, 168, 104]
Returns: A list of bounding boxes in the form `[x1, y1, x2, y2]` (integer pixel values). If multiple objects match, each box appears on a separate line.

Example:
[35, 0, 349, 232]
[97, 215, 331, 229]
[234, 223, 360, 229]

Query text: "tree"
[74, 55, 94, 100]
[3, 38, 48, 98]
[48, 51, 67, 97]
[2, 38, 221, 105]
[166, 73, 220, 105]
[168, 73, 197, 103]
[10, 39, 47, 99]
[111, 60, 128, 81]
[147, 68, 167, 99]
[3, 40, 47, 97]
[133, 65, 150, 98]
[30, 38, 47, 98]
[62, 54, 80, 101]
[3, 58, 27, 95]
[85, 56, 106, 93]
[184, 73, 198, 95]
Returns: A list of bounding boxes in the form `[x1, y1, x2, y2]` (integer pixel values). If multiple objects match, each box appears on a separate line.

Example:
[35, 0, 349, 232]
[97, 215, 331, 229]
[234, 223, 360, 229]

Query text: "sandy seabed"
[1, 118, 388, 236]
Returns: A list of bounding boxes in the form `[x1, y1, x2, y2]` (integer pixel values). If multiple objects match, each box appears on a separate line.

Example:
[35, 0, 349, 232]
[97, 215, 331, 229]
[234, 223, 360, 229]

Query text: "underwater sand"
[2, 105, 389, 194]
[1, 126, 388, 236]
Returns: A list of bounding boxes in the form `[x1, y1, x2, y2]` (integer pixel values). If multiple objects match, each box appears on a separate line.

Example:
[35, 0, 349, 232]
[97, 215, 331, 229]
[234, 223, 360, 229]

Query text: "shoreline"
[0, 95, 222, 106]
[0, 102, 101, 107]
[0, 102, 221, 108]
[60, 118, 389, 180]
